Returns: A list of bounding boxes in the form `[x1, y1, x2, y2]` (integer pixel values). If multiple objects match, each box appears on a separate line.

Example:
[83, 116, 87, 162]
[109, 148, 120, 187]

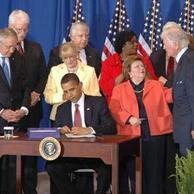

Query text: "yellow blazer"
[44, 62, 101, 120]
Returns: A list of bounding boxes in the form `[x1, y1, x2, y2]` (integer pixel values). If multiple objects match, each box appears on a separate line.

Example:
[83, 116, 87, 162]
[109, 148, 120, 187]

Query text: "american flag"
[178, 0, 194, 35]
[101, 0, 131, 61]
[63, 0, 85, 42]
[138, 0, 163, 56]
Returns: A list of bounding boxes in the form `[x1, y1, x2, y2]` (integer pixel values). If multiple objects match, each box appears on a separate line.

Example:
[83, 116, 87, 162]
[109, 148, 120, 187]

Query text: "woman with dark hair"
[99, 30, 157, 103]
[109, 55, 172, 194]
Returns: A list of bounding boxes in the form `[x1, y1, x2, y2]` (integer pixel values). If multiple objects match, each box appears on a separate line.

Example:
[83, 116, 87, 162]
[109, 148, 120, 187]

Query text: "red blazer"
[109, 80, 173, 136]
[99, 53, 122, 103]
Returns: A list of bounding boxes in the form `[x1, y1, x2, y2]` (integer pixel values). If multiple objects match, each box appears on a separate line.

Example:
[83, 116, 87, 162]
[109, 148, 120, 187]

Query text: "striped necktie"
[1, 57, 11, 86]
[17, 42, 24, 55]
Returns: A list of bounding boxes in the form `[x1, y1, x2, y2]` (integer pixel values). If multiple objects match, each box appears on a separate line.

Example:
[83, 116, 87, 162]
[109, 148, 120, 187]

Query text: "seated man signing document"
[46, 73, 116, 194]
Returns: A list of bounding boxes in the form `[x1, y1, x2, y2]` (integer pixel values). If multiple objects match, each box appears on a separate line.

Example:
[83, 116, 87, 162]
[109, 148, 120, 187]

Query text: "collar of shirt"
[71, 93, 86, 127]
[20, 41, 24, 50]
[79, 49, 87, 64]
[176, 47, 188, 63]
[0, 55, 10, 69]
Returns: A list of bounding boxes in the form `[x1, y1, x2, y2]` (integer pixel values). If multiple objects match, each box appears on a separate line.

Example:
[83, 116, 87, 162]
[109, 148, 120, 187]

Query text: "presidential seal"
[39, 137, 61, 161]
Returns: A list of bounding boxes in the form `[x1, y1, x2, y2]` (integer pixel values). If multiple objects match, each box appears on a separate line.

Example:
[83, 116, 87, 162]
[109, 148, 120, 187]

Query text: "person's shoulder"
[85, 95, 105, 103]
[102, 52, 121, 65]
[85, 44, 99, 53]
[24, 39, 42, 49]
[57, 100, 71, 110]
[145, 79, 163, 88]
[80, 63, 95, 71]
[50, 62, 65, 72]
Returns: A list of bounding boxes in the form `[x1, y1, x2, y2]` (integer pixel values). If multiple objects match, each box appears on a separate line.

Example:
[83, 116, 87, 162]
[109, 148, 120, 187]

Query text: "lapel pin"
[86, 108, 90, 111]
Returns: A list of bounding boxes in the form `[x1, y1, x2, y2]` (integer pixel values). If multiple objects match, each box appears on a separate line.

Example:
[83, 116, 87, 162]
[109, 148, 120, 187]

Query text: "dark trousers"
[164, 134, 178, 194]
[46, 158, 111, 194]
[0, 155, 37, 194]
[142, 135, 165, 194]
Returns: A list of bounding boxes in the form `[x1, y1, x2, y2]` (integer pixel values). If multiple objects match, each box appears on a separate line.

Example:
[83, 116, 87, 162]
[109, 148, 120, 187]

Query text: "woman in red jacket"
[99, 31, 157, 103]
[109, 55, 173, 194]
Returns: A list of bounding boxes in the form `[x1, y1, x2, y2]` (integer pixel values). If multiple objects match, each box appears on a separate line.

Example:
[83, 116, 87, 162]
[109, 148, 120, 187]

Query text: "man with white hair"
[161, 22, 194, 156]
[0, 27, 30, 194]
[8, 9, 47, 194]
[48, 21, 101, 77]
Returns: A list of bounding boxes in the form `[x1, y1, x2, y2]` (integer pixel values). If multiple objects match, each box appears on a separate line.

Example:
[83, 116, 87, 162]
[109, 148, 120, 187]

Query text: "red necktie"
[17, 43, 24, 55]
[166, 57, 174, 78]
[74, 104, 82, 127]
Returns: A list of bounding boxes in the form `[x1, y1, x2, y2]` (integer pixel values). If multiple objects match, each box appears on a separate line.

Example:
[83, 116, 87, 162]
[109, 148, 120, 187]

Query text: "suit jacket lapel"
[65, 101, 74, 127]
[84, 96, 92, 126]
[85, 45, 92, 64]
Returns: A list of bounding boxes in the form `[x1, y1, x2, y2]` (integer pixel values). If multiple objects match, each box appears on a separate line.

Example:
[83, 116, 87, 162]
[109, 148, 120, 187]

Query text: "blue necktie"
[1, 57, 11, 86]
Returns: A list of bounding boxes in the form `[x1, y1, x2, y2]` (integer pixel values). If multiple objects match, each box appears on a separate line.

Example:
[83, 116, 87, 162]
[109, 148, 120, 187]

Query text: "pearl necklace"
[134, 89, 144, 93]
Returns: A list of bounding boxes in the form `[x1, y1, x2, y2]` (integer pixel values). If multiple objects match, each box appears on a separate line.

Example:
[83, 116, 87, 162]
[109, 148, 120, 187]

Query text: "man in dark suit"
[161, 22, 194, 156]
[46, 73, 116, 194]
[0, 28, 30, 194]
[48, 21, 101, 77]
[8, 10, 48, 194]
[150, 48, 177, 194]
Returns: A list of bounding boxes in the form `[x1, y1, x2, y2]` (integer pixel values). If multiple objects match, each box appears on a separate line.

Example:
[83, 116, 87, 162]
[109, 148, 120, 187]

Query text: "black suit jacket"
[21, 39, 47, 127]
[173, 48, 194, 143]
[55, 95, 116, 135]
[0, 51, 30, 133]
[150, 48, 173, 88]
[48, 44, 101, 77]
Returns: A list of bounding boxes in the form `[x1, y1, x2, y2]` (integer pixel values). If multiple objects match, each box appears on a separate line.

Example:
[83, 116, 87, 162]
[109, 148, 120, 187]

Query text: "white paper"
[65, 134, 95, 138]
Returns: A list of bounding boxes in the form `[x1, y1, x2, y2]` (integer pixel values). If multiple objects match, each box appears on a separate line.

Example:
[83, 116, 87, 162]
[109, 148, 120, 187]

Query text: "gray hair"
[161, 25, 189, 48]
[0, 28, 17, 43]
[8, 10, 30, 26]
[162, 21, 182, 31]
[70, 21, 89, 36]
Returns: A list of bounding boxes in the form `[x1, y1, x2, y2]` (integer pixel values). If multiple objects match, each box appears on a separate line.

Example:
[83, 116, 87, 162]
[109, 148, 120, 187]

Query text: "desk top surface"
[0, 132, 140, 144]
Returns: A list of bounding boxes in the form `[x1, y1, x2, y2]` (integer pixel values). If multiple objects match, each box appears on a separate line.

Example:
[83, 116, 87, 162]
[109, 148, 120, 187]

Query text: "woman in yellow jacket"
[44, 42, 100, 122]
[109, 55, 173, 194]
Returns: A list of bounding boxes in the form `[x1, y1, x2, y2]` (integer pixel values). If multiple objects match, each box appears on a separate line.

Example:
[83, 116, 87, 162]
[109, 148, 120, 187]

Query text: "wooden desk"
[0, 134, 141, 194]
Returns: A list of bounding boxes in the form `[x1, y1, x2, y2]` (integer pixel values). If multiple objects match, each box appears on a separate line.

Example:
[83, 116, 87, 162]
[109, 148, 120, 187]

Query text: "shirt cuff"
[0, 108, 4, 116]
[88, 127, 96, 134]
[21, 106, 29, 115]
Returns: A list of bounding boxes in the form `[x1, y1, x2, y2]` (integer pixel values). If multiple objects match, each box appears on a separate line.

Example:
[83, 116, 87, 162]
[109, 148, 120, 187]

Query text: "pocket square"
[86, 108, 90, 111]
[176, 80, 183, 84]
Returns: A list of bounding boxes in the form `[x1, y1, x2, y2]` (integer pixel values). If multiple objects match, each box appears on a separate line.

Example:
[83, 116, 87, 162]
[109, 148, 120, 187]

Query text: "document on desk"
[65, 134, 96, 138]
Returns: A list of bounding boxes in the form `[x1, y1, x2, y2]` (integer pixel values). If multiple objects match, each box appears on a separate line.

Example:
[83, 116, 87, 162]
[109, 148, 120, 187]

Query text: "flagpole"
[75, 0, 79, 21]
[119, 0, 122, 31]
[150, 0, 156, 51]
[186, 0, 191, 33]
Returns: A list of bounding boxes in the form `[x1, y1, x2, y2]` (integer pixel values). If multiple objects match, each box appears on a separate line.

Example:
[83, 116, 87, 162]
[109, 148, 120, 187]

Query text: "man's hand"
[191, 130, 194, 139]
[14, 109, 27, 122]
[0, 109, 16, 122]
[60, 126, 72, 134]
[158, 76, 167, 85]
[31, 91, 40, 107]
[71, 127, 92, 135]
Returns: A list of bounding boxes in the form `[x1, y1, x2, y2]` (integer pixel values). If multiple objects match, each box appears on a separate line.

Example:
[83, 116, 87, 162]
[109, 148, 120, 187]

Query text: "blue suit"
[173, 48, 194, 154]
